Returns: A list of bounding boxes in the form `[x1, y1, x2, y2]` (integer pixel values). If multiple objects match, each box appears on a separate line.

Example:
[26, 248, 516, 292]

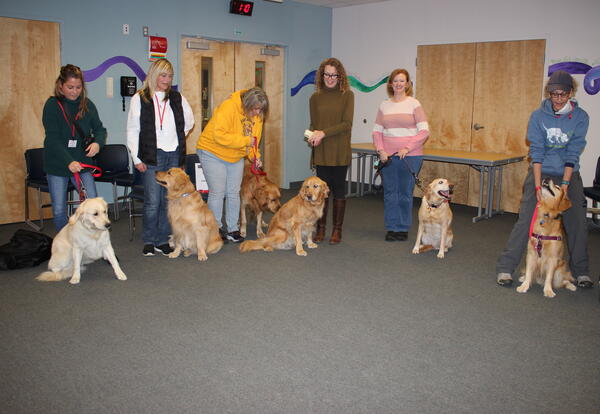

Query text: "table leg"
[472, 165, 485, 222]
[487, 166, 496, 218]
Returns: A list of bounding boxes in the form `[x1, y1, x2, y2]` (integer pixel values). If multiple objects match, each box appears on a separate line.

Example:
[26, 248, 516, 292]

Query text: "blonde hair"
[54, 64, 88, 118]
[241, 87, 269, 118]
[315, 57, 350, 93]
[139, 59, 174, 102]
[386, 68, 413, 97]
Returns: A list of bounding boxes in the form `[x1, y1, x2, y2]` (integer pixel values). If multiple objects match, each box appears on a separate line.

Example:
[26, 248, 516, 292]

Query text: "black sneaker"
[219, 228, 229, 244]
[396, 231, 408, 241]
[226, 231, 245, 243]
[154, 243, 173, 256]
[143, 244, 155, 256]
[385, 231, 397, 242]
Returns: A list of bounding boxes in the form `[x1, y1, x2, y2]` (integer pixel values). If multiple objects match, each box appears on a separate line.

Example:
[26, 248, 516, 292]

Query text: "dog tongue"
[439, 190, 450, 199]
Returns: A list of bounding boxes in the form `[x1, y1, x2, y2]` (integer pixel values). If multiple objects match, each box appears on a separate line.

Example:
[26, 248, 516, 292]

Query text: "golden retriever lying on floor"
[37, 198, 127, 284]
[240, 161, 281, 239]
[412, 178, 454, 259]
[517, 178, 575, 298]
[239, 176, 329, 256]
[156, 168, 223, 261]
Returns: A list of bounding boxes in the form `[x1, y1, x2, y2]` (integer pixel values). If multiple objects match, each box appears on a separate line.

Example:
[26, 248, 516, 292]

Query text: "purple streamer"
[290, 70, 316, 96]
[83, 56, 147, 82]
[583, 66, 600, 95]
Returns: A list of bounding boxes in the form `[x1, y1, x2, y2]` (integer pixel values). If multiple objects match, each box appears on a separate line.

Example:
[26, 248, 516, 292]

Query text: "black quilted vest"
[138, 89, 186, 166]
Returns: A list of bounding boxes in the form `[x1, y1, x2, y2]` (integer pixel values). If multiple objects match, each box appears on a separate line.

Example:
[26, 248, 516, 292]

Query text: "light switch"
[106, 77, 113, 98]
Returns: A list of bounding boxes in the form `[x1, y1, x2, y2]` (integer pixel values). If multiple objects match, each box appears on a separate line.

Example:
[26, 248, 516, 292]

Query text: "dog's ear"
[68, 205, 85, 225]
[558, 191, 572, 213]
[319, 181, 330, 201]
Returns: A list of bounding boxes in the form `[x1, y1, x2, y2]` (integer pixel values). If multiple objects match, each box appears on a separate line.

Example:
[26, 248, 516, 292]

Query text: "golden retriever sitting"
[155, 168, 223, 261]
[412, 178, 454, 259]
[240, 161, 281, 239]
[239, 176, 329, 256]
[37, 198, 126, 284]
[517, 178, 575, 298]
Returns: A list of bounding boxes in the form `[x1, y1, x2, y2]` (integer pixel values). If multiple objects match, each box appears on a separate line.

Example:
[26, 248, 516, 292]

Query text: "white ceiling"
[289, 0, 388, 8]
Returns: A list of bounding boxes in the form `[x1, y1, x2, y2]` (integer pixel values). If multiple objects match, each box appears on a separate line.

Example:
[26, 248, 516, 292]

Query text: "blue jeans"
[381, 155, 423, 232]
[142, 149, 180, 246]
[47, 172, 97, 232]
[198, 149, 244, 232]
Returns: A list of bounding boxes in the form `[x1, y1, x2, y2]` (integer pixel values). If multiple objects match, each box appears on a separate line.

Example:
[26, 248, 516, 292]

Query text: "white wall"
[332, 0, 600, 186]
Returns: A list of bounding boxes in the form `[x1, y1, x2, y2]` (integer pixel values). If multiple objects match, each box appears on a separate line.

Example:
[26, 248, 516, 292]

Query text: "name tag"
[68, 139, 77, 148]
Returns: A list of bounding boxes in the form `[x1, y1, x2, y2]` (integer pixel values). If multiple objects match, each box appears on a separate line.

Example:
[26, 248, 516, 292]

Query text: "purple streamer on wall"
[82, 56, 147, 82]
[548, 61, 591, 76]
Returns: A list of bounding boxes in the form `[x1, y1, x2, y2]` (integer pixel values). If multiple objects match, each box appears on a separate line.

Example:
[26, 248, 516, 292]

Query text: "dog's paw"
[168, 252, 180, 259]
[543, 288, 556, 298]
[412, 247, 420, 254]
[296, 249, 307, 257]
[256, 230, 265, 239]
[263, 246, 274, 252]
[69, 276, 81, 285]
[516, 284, 529, 293]
[116, 270, 127, 281]
[307, 241, 317, 249]
[437, 251, 445, 259]
[197, 254, 208, 262]
[518, 275, 525, 282]
[240, 230, 247, 238]
[565, 282, 577, 291]
[183, 250, 192, 257]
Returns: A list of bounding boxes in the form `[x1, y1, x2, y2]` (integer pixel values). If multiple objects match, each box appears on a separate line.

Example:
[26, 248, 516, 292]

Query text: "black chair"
[184, 153, 200, 187]
[24, 148, 75, 231]
[94, 144, 132, 220]
[125, 169, 145, 241]
[583, 155, 600, 225]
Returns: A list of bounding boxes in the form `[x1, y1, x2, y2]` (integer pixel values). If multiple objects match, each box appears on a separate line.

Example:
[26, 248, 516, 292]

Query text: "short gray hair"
[241, 87, 269, 117]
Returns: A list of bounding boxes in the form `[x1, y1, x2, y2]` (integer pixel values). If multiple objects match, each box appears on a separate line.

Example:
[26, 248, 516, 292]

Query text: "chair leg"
[128, 198, 135, 241]
[112, 182, 119, 221]
[24, 183, 41, 231]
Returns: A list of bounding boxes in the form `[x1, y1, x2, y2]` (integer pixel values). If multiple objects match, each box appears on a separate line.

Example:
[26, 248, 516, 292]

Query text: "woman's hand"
[378, 150, 389, 163]
[86, 142, 100, 157]
[68, 161, 82, 173]
[309, 130, 325, 147]
[254, 158, 262, 168]
[535, 186, 542, 202]
[135, 162, 147, 173]
[398, 147, 410, 159]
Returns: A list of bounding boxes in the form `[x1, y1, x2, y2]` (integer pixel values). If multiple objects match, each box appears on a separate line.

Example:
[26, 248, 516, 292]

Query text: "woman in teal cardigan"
[42, 64, 106, 232]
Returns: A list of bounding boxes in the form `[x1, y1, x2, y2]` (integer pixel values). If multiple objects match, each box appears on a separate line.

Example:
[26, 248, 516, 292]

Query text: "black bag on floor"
[0, 229, 53, 270]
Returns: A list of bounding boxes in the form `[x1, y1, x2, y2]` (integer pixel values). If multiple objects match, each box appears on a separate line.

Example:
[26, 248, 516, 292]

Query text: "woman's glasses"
[323, 73, 339, 79]
[550, 91, 569, 99]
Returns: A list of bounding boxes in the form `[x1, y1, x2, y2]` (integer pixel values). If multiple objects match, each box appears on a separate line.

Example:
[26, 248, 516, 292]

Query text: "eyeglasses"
[323, 73, 339, 79]
[550, 91, 569, 99]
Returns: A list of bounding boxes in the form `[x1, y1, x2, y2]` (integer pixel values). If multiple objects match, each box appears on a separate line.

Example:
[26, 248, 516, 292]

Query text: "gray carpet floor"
[1, 191, 599, 414]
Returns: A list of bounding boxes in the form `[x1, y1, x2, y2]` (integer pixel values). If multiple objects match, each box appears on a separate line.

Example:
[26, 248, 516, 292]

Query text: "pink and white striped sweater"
[372, 97, 429, 156]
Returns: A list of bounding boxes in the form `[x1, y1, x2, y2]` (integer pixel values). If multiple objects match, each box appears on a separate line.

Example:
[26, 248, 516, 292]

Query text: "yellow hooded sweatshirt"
[196, 90, 263, 163]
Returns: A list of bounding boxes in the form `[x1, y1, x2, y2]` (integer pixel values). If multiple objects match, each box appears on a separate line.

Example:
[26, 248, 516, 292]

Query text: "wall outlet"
[143, 26, 149, 37]
[122, 24, 129, 35]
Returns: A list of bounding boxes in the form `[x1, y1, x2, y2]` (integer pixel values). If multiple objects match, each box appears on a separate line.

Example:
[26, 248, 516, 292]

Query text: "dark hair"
[54, 64, 88, 117]
[315, 57, 350, 93]
[386, 68, 413, 97]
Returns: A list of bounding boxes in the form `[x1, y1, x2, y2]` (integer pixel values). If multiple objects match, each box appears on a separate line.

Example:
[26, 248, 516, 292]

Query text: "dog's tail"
[419, 245, 435, 253]
[207, 235, 224, 255]
[239, 238, 267, 253]
[36, 270, 71, 282]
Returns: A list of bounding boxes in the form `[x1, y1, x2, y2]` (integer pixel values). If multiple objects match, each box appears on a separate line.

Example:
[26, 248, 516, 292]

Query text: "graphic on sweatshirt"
[542, 123, 569, 147]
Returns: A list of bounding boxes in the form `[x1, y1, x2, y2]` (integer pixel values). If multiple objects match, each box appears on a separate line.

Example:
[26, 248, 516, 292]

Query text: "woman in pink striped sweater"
[372, 68, 429, 241]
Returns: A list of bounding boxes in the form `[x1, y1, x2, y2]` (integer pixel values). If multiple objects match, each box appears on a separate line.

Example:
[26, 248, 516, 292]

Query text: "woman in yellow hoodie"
[196, 88, 269, 243]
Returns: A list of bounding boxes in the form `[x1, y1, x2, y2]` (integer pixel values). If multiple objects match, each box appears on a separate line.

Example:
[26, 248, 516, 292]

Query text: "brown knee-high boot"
[329, 199, 346, 245]
[314, 197, 329, 243]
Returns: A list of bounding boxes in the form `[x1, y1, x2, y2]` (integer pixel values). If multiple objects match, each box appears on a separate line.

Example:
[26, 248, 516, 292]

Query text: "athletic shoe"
[143, 244, 155, 256]
[576, 275, 593, 289]
[226, 231, 245, 243]
[496, 272, 513, 287]
[154, 243, 174, 256]
[219, 228, 229, 244]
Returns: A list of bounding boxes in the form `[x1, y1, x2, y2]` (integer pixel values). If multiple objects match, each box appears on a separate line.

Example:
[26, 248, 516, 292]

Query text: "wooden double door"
[1, 17, 61, 224]
[181, 38, 284, 186]
[416, 39, 546, 213]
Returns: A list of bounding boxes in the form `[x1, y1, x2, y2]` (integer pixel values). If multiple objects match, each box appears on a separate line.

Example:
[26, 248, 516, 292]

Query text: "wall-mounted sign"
[149, 36, 168, 61]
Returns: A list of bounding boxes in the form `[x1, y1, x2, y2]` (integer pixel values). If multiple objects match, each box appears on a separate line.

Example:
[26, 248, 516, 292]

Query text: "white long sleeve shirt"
[126, 91, 194, 165]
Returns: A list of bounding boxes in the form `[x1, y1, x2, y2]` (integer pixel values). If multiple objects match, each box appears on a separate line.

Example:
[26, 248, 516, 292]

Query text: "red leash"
[73, 163, 102, 201]
[249, 138, 266, 182]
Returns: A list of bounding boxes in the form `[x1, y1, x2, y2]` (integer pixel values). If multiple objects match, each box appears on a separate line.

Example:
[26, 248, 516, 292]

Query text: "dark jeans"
[315, 165, 348, 200]
[142, 149, 180, 246]
[381, 155, 423, 232]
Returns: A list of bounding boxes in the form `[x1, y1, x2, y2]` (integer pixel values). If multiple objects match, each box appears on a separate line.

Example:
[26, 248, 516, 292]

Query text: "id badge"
[68, 139, 77, 148]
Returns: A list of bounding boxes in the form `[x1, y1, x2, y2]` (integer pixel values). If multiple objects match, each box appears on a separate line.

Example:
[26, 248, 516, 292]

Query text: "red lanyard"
[250, 138, 266, 182]
[56, 100, 79, 138]
[73, 163, 103, 201]
[154, 94, 168, 130]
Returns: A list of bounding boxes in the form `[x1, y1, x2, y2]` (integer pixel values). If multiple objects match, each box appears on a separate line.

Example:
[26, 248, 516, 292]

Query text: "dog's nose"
[105, 223, 111, 229]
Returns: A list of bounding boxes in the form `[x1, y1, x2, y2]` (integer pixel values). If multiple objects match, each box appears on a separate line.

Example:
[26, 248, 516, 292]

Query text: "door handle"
[473, 123, 484, 131]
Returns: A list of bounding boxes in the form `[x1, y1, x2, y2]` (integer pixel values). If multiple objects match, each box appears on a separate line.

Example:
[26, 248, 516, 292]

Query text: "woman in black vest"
[126, 59, 195, 256]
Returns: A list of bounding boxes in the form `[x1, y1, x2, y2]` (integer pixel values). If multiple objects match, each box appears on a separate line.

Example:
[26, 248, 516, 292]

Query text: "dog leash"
[249, 138, 267, 182]
[73, 163, 102, 201]
[401, 157, 425, 192]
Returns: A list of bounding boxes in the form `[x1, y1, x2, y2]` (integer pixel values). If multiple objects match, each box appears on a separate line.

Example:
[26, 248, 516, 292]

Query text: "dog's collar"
[427, 200, 448, 209]
[530, 232, 562, 257]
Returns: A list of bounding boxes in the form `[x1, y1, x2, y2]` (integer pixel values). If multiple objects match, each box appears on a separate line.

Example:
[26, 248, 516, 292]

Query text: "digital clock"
[230, 0, 254, 16]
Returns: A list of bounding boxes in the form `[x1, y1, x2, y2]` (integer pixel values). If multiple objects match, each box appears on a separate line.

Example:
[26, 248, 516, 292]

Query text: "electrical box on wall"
[120, 76, 137, 111]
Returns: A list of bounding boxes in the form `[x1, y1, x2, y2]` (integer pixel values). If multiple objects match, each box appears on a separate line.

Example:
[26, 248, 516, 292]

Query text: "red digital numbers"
[231, 0, 253, 16]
